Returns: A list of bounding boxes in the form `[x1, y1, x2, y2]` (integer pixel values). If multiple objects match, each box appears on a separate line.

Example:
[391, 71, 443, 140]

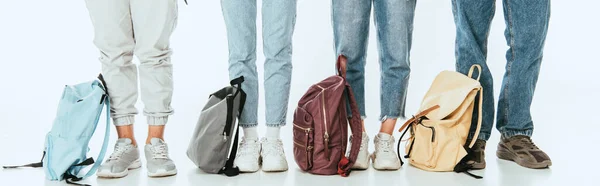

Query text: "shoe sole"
[97, 159, 142, 178]
[349, 153, 370, 170]
[352, 162, 369, 170]
[238, 156, 261, 173]
[470, 161, 486, 170]
[239, 168, 260, 173]
[371, 155, 401, 170]
[148, 169, 177, 177]
[262, 166, 288, 172]
[497, 149, 552, 169]
[260, 156, 289, 172]
[372, 164, 401, 170]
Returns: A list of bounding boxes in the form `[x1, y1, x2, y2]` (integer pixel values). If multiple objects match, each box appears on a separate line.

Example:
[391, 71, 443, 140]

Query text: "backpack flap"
[419, 71, 481, 121]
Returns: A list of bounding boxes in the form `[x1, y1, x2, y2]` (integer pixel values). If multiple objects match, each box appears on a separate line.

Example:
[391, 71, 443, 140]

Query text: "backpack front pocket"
[408, 123, 438, 169]
[293, 107, 314, 171]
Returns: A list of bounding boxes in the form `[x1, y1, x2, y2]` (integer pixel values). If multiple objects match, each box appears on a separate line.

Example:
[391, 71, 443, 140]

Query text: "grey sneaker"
[97, 138, 141, 178]
[144, 138, 177, 177]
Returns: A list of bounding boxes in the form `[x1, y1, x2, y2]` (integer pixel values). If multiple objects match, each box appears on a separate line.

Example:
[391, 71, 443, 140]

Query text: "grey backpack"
[187, 76, 246, 176]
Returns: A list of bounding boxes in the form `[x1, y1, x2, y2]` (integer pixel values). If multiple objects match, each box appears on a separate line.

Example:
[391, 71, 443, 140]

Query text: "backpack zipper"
[293, 123, 312, 132]
[316, 85, 330, 160]
[294, 141, 314, 151]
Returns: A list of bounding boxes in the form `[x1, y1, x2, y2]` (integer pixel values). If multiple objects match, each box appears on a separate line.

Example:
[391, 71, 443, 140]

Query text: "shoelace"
[349, 136, 367, 150]
[377, 138, 393, 153]
[518, 137, 539, 150]
[151, 144, 169, 159]
[238, 140, 260, 157]
[108, 144, 129, 161]
[262, 140, 284, 156]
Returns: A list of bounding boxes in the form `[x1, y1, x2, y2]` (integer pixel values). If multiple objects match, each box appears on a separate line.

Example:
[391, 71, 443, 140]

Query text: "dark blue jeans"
[452, 0, 551, 140]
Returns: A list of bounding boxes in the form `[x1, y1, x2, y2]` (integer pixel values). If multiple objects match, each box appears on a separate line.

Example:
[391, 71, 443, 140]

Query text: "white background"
[0, 0, 599, 186]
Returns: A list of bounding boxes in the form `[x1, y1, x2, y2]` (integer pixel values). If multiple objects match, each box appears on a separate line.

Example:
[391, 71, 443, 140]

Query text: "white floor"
[0, 117, 597, 186]
[1, 0, 599, 186]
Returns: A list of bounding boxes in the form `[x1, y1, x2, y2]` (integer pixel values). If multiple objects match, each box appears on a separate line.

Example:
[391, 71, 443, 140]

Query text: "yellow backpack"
[398, 65, 483, 178]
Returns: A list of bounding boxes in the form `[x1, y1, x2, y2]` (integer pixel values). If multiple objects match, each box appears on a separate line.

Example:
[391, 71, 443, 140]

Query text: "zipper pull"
[223, 132, 227, 141]
[324, 133, 330, 161]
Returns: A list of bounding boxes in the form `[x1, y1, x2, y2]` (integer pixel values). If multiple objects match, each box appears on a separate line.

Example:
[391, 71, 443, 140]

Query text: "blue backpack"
[3, 74, 111, 186]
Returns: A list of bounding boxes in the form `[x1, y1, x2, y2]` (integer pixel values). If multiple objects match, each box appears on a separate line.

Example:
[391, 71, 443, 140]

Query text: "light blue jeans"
[452, 0, 551, 140]
[332, 0, 417, 121]
[221, 0, 297, 128]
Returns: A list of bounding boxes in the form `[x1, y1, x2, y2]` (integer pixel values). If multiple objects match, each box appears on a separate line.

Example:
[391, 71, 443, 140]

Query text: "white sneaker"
[371, 133, 401, 170]
[234, 138, 261, 172]
[260, 138, 288, 172]
[347, 132, 370, 170]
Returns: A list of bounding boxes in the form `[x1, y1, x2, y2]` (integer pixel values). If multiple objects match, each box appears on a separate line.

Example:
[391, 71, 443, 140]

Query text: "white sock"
[377, 132, 392, 140]
[265, 127, 281, 140]
[243, 127, 258, 140]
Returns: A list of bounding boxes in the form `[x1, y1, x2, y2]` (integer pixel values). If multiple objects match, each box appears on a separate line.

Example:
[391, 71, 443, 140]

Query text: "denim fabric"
[332, 0, 417, 121]
[221, 0, 297, 128]
[452, 0, 551, 140]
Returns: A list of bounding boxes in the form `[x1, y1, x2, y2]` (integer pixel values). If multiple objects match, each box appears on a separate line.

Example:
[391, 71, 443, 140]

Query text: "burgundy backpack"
[293, 56, 362, 177]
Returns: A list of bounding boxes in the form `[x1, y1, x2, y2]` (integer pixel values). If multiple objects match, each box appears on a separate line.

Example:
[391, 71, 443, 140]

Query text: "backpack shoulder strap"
[337, 83, 362, 177]
[218, 76, 246, 177]
[335, 55, 362, 177]
[467, 86, 483, 148]
[78, 96, 111, 179]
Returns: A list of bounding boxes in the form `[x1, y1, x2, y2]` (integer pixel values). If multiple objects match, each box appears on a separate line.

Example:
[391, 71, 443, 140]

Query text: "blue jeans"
[332, 0, 417, 121]
[221, 0, 297, 128]
[452, 0, 551, 140]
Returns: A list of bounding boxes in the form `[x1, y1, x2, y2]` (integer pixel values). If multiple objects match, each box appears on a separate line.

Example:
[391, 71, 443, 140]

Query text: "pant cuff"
[266, 122, 286, 127]
[147, 116, 168, 126]
[348, 114, 367, 120]
[501, 129, 533, 139]
[240, 123, 258, 128]
[113, 116, 135, 126]
[468, 132, 491, 141]
[379, 115, 405, 122]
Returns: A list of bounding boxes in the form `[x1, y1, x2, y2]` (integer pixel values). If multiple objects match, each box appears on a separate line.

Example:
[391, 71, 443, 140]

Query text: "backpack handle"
[468, 65, 482, 81]
[336, 55, 347, 79]
[97, 74, 109, 94]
